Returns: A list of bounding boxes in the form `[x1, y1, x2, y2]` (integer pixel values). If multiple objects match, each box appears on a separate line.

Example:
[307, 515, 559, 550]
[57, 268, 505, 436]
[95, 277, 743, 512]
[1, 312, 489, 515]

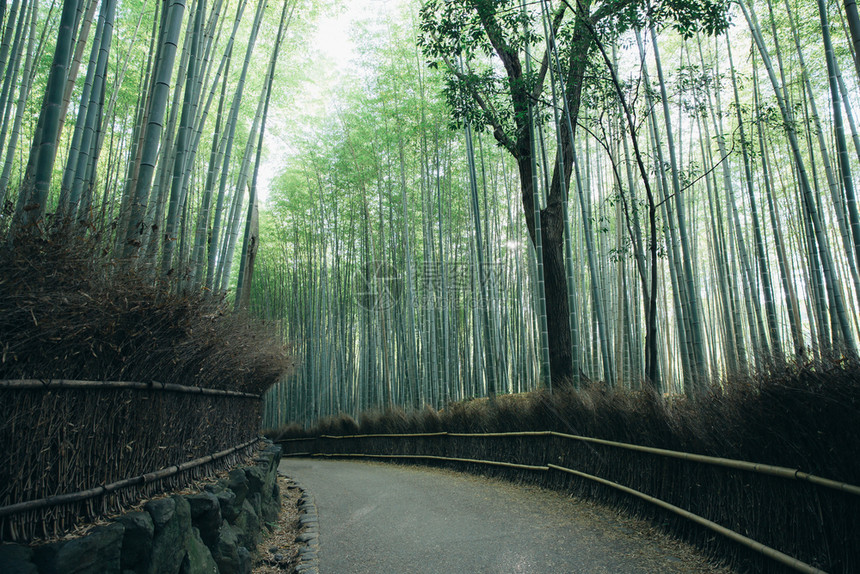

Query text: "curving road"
[279, 458, 728, 574]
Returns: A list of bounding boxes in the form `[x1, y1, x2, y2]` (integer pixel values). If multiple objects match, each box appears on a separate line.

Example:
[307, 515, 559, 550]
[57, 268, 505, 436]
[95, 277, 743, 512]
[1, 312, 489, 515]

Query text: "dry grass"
[253, 477, 303, 573]
[0, 234, 292, 394]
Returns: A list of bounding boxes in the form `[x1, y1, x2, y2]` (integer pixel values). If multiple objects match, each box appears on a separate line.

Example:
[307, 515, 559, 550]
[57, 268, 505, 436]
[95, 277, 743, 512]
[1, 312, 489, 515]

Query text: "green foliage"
[637, 0, 731, 38]
[417, 0, 730, 147]
[419, 0, 531, 61]
[418, 0, 540, 146]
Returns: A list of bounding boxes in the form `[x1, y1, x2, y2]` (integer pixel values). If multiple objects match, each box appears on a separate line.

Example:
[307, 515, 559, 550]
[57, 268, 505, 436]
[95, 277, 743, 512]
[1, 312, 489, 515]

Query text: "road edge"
[279, 466, 320, 574]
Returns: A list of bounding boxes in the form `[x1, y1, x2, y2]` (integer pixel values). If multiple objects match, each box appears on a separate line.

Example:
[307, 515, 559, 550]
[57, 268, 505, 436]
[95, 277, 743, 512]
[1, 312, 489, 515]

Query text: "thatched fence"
[0, 379, 263, 542]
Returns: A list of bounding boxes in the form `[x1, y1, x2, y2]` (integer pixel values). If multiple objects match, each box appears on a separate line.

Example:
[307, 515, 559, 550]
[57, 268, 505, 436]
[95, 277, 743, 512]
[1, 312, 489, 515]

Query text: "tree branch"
[440, 54, 518, 156]
[532, 2, 569, 101]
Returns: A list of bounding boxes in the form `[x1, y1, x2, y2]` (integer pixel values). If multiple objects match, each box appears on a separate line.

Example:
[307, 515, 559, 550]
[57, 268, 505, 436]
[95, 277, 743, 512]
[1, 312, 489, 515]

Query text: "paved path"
[279, 458, 726, 574]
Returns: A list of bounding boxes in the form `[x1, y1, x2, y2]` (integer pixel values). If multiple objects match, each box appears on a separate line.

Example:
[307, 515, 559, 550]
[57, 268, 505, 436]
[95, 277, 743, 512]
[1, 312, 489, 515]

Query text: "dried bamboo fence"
[278, 432, 860, 574]
[0, 379, 263, 542]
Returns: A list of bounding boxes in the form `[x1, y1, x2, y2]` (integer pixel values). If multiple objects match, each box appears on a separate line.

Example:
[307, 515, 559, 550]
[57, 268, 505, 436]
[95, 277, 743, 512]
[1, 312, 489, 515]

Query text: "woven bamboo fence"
[278, 432, 860, 574]
[0, 380, 263, 542]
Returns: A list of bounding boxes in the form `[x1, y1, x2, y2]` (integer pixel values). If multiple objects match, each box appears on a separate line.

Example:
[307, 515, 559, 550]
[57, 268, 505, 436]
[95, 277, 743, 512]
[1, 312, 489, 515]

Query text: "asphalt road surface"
[279, 458, 727, 574]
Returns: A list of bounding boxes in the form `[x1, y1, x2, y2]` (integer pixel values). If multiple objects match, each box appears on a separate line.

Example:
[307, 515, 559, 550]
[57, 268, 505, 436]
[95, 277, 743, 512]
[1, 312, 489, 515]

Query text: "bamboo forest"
[1, 0, 859, 430]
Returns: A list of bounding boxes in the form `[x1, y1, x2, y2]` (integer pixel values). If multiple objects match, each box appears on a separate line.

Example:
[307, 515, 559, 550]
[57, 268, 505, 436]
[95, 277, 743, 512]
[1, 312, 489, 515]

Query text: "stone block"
[178, 527, 217, 574]
[226, 470, 248, 508]
[211, 524, 240, 574]
[117, 511, 154, 572]
[244, 465, 266, 500]
[34, 522, 124, 574]
[147, 496, 191, 574]
[236, 546, 251, 574]
[216, 489, 239, 523]
[144, 497, 176, 532]
[0, 543, 38, 574]
[233, 499, 260, 550]
[186, 492, 222, 549]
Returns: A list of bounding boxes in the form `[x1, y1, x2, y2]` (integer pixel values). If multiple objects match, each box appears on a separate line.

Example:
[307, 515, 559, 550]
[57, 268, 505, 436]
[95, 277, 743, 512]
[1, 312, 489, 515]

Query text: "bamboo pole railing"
[547, 464, 828, 574]
[297, 450, 829, 573]
[0, 379, 262, 399]
[276, 431, 858, 574]
[549, 431, 860, 496]
[0, 437, 260, 518]
[312, 452, 549, 472]
[301, 431, 860, 496]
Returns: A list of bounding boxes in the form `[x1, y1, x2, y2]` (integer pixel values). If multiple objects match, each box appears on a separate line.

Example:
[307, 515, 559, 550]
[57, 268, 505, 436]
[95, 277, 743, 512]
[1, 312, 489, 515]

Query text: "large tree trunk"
[540, 211, 573, 381]
[516, 6, 596, 385]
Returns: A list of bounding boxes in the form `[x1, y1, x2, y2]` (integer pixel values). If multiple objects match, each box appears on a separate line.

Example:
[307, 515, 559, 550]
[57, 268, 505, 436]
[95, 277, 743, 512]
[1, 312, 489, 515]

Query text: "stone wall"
[0, 441, 282, 574]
